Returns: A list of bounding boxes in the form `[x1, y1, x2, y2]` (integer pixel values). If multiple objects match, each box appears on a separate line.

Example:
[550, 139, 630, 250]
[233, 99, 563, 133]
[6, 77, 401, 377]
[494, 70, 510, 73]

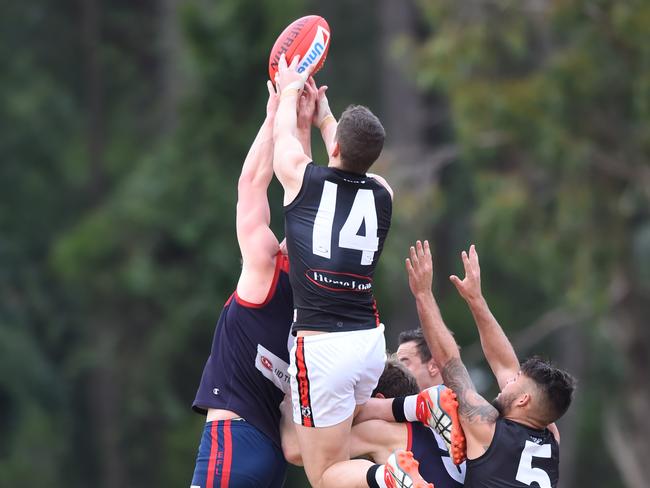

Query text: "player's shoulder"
[366, 172, 394, 200]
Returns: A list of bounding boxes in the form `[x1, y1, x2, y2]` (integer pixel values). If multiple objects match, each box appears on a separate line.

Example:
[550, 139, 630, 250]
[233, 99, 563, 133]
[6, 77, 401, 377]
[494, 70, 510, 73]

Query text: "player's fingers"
[416, 240, 424, 258]
[409, 246, 419, 267]
[319, 86, 328, 98]
[405, 258, 413, 274]
[469, 244, 479, 268]
[461, 250, 471, 275]
[423, 240, 431, 258]
[290, 55, 300, 70]
[449, 275, 462, 289]
[267, 80, 275, 96]
[279, 53, 288, 71]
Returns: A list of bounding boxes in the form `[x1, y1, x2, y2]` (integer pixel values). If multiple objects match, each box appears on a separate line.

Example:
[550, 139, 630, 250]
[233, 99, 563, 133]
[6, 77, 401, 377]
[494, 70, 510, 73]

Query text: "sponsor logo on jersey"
[260, 355, 273, 371]
[255, 344, 291, 394]
[297, 26, 330, 74]
[306, 268, 372, 292]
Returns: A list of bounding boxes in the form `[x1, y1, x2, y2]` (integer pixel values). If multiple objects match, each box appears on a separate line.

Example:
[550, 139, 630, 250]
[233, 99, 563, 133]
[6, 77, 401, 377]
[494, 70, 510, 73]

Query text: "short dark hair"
[521, 357, 576, 424]
[336, 105, 385, 174]
[372, 356, 420, 398]
[398, 329, 432, 363]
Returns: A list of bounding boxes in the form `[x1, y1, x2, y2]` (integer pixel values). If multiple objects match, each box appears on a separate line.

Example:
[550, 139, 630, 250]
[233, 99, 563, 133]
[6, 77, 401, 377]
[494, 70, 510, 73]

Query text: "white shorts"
[288, 324, 386, 428]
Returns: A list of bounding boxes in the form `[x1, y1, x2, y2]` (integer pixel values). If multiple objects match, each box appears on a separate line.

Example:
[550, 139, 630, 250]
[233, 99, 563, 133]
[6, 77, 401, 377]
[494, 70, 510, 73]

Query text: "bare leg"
[322, 459, 374, 488]
[294, 414, 354, 488]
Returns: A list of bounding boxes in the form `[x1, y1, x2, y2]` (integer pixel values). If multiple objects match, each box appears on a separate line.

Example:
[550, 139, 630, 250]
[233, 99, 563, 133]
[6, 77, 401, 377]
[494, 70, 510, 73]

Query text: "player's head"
[372, 355, 419, 398]
[396, 329, 442, 389]
[493, 357, 576, 426]
[334, 105, 385, 174]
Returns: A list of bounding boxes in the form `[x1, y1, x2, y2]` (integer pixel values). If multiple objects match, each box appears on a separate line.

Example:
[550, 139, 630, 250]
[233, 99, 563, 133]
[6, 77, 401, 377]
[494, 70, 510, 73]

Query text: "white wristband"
[283, 79, 305, 92]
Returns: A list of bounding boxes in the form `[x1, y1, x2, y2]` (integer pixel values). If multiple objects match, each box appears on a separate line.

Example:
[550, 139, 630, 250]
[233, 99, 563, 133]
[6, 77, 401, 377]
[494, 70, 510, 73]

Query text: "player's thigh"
[353, 324, 387, 405]
[294, 414, 354, 485]
[190, 420, 286, 488]
[289, 332, 362, 428]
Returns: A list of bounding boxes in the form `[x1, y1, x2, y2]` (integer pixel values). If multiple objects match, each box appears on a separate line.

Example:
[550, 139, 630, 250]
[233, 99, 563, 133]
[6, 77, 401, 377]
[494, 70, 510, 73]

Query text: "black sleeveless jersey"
[284, 163, 392, 333]
[464, 418, 560, 488]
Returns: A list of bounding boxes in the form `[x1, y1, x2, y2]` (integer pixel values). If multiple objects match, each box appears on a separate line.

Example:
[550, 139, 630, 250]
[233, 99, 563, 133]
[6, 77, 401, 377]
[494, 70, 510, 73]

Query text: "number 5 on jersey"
[312, 181, 379, 265]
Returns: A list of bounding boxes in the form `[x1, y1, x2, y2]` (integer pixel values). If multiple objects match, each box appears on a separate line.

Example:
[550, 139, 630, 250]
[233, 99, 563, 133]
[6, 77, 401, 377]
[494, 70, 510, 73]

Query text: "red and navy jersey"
[192, 254, 293, 448]
[284, 163, 392, 333]
[408, 422, 465, 487]
[464, 418, 560, 488]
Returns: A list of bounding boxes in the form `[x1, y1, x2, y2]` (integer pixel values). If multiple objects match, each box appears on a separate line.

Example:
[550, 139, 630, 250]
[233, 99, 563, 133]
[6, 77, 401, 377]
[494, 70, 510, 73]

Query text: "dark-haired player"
[273, 55, 427, 488]
[406, 241, 576, 488]
[189, 81, 317, 488]
[397, 328, 443, 389]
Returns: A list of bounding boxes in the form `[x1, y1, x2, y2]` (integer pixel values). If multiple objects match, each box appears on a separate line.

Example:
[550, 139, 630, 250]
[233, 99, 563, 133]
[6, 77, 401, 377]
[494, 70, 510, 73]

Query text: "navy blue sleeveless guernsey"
[192, 254, 293, 448]
[407, 422, 465, 488]
[464, 418, 559, 488]
[284, 163, 392, 333]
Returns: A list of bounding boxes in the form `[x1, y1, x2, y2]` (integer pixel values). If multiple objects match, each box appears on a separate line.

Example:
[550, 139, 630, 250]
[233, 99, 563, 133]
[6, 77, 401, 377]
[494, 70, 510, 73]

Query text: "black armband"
[392, 396, 407, 423]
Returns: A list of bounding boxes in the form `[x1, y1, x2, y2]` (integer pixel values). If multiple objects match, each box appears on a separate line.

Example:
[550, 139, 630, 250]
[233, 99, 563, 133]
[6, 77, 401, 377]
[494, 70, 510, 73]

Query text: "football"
[268, 15, 331, 81]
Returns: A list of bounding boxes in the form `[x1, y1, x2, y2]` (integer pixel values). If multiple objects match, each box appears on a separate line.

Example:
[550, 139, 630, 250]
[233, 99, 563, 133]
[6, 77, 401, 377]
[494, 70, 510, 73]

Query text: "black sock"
[366, 464, 381, 488]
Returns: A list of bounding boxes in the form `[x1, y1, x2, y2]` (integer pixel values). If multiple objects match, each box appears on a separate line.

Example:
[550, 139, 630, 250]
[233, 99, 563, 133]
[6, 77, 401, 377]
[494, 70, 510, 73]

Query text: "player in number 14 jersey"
[284, 162, 392, 332]
[273, 55, 429, 488]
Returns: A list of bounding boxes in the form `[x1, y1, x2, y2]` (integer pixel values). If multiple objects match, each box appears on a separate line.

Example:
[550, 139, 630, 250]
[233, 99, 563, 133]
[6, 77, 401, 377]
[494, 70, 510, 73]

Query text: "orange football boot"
[416, 385, 466, 465]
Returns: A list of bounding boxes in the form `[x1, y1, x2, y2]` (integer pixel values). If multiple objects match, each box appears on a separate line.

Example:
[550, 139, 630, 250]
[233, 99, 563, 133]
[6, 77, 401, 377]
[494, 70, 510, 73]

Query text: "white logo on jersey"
[306, 269, 372, 292]
[255, 344, 291, 394]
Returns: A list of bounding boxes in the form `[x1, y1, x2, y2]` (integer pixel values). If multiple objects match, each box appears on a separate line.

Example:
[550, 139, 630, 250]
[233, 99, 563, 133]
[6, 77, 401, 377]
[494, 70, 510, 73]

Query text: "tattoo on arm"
[442, 357, 499, 425]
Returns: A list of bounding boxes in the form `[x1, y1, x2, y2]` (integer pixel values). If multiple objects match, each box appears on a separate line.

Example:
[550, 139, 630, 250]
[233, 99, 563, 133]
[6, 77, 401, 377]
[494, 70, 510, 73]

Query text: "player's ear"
[375, 392, 385, 399]
[427, 359, 439, 377]
[331, 141, 340, 158]
[517, 392, 532, 408]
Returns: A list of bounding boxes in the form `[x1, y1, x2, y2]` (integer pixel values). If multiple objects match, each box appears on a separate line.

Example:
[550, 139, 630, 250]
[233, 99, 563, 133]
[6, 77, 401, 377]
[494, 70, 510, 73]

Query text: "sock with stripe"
[392, 394, 418, 423]
[366, 464, 389, 488]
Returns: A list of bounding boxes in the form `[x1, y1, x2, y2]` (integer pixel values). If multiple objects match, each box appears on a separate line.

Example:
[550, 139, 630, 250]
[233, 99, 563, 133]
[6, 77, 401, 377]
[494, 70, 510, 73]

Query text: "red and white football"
[268, 15, 331, 81]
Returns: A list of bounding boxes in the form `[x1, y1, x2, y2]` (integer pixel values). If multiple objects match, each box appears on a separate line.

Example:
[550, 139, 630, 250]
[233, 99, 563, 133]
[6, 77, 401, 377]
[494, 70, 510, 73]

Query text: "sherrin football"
[268, 15, 331, 81]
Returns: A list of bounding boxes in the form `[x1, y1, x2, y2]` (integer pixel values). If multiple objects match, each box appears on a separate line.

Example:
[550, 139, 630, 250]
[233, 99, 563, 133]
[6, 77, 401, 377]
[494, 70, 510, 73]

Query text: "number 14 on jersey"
[312, 181, 379, 265]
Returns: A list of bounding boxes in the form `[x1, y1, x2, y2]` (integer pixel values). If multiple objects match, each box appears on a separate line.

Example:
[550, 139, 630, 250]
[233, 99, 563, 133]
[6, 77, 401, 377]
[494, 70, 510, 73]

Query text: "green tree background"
[1, 0, 648, 487]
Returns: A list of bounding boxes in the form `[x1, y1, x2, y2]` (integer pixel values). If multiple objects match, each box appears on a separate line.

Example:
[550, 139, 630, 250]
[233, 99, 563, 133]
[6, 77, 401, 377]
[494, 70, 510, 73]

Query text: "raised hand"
[449, 244, 482, 303]
[297, 77, 318, 130]
[406, 240, 434, 299]
[274, 53, 309, 94]
[313, 81, 333, 128]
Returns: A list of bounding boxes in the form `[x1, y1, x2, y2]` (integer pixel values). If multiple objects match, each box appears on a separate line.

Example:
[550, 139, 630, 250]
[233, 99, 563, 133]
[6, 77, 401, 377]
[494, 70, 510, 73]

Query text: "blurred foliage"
[2, 0, 649, 487]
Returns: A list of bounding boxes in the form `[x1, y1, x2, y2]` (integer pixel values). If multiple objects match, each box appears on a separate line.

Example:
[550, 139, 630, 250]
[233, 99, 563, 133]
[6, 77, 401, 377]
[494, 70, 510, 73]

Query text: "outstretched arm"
[273, 54, 312, 205]
[236, 82, 281, 303]
[312, 81, 337, 156]
[406, 240, 498, 459]
[449, 245, 520, 390]
[449, 244, 560, 443]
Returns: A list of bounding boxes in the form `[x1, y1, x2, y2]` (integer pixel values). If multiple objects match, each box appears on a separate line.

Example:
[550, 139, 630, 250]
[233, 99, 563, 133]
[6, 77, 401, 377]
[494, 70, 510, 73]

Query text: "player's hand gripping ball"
[269, 15, 330, 81]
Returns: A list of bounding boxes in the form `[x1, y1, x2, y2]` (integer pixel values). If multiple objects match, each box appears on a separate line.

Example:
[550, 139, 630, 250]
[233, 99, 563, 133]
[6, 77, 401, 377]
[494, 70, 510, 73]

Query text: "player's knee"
[281, 438, 303, 466]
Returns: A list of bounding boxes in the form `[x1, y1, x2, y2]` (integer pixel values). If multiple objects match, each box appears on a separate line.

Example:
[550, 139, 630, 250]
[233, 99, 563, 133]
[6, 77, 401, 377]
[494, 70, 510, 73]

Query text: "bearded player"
[406, 241, 576, 488]
[189, 81, 317, 488]
[273, 54, 431, 488]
